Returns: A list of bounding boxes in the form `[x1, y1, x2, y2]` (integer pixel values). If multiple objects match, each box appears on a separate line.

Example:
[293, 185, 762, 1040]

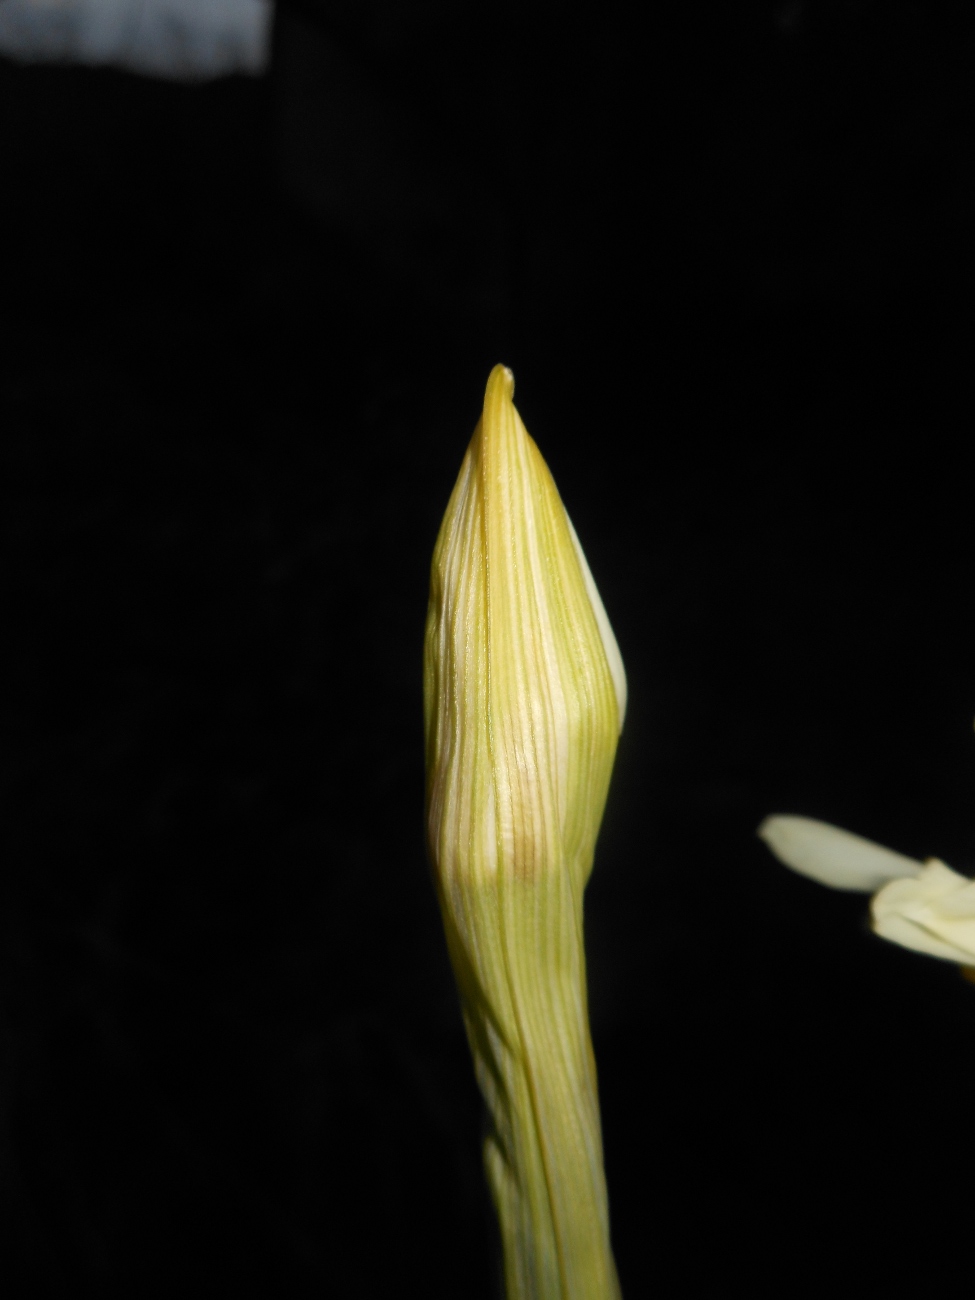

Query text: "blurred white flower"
[871, 860, 975, 964]
[757, 815, 923, 892]
[759, 813, 975, 965]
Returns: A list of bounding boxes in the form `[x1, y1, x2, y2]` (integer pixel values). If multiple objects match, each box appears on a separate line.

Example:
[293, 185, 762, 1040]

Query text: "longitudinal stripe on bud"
[424, 364, 624, 1299]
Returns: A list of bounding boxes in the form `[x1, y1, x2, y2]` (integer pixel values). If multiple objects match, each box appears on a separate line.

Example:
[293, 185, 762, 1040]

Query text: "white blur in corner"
[0, 0, 270, 80]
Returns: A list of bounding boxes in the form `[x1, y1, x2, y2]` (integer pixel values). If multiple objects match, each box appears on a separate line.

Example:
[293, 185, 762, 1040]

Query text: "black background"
[2, 1, 974, 1295]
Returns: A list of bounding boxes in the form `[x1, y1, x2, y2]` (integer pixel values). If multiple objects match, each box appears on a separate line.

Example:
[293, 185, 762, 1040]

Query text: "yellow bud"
[424, 365, 624, 1299]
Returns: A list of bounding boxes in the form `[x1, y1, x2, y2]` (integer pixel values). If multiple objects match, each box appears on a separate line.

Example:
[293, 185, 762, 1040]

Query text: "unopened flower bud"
[424, 364, 624, 1299]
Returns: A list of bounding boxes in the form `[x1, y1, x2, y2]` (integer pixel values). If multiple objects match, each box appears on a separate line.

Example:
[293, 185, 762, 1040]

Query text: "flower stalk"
[424, 365, 624, 1299]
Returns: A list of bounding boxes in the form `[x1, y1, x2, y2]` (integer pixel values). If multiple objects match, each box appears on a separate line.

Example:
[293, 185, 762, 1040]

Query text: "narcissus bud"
[424, 364, 624, 1299]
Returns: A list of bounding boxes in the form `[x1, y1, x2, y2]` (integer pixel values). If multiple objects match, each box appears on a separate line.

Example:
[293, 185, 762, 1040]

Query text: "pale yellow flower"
[424, 364, 624, 1299]
[758, 813, 975, 965]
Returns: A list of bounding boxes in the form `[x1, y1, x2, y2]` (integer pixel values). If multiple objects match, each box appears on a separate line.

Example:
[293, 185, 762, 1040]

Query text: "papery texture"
[424, 365, 623, 1299]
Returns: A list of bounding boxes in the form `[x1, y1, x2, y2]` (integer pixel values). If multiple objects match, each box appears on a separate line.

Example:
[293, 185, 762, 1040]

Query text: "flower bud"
[424, 364, 624, 1299]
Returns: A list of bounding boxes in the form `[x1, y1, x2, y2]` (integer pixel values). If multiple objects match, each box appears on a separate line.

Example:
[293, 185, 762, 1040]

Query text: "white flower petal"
[872, 860, 975, 963]
[757, 815, 923, 892]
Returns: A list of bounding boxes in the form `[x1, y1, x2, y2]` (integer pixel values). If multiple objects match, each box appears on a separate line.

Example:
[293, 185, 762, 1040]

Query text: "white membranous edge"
[564, 512, 627, 730]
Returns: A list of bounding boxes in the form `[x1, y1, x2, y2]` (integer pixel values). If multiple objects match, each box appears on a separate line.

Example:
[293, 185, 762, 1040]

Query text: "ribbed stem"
[443, 869, 621, 1300]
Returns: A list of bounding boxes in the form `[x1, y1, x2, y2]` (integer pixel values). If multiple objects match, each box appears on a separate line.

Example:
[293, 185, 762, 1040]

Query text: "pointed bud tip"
[487, 363, 515, 402]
